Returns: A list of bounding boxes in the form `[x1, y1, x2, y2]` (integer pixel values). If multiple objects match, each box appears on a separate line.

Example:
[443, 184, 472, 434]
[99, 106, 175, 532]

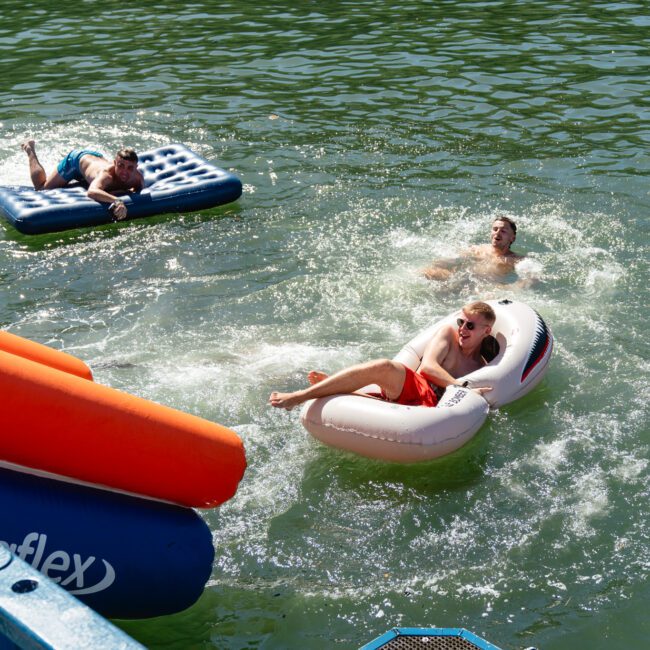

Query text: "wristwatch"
[108, 201, 124, 219]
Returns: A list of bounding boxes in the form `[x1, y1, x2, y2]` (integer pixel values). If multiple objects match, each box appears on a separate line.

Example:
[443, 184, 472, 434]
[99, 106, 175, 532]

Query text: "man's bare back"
[85, 156, 144, 219]
[77, 155, 122, 188]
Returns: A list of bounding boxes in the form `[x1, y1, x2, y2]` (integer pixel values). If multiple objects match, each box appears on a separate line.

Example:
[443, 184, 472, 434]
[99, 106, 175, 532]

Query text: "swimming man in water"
[423, 216, 524, 281]
[21, 141, 145, 221]
[269, 301, 495, 410]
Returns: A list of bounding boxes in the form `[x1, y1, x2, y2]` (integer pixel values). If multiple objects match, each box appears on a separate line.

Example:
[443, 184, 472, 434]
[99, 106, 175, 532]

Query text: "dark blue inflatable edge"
[0, 467, 215, 620]
[14, 178, 242, 235]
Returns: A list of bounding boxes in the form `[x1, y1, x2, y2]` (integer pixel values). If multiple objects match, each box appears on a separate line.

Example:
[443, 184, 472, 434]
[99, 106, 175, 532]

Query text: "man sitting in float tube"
[21, 140, 144, 221]
[269, 301, 494, 410]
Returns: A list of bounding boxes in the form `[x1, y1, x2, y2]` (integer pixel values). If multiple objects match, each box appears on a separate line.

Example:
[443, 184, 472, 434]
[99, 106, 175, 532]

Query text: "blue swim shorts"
[56, 150, 104, 183]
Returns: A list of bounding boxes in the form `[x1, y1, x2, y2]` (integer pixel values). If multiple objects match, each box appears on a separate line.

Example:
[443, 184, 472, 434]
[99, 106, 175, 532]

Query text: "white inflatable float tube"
[300, 299, 553, 463]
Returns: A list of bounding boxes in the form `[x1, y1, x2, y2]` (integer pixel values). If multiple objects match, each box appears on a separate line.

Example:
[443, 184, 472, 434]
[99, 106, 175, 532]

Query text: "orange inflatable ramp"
[0, 330, 92, 380]
[0, 342, 246, 509]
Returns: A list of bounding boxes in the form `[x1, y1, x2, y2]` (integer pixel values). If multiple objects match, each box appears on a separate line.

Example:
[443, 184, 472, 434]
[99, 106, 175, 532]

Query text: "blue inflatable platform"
[360, 627, 507, 650]
[0, 144, 242, 235]
[0, 467, 214, 619]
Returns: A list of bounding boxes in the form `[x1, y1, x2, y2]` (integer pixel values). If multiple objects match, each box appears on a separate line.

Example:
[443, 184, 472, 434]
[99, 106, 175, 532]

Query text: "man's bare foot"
[21, 140, 36, 156]
[307, 370, 328, 385]
[268, 390, 305, 410]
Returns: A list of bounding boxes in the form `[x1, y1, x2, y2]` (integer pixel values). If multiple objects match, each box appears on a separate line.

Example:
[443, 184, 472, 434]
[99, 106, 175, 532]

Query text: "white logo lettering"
[0, 533, 116, 595]
[68, 560, 116, 596]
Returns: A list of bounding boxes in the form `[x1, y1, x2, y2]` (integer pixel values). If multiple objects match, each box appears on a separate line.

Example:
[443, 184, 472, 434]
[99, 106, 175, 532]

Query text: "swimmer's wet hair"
[463, 301, 496, 324]
[116, 147, 138, 163]
[493, 215, 517, 235]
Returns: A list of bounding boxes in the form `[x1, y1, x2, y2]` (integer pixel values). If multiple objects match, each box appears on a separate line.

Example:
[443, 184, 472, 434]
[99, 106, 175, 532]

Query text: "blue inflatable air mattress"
[0, 467, 214, 619]
[0, 144, 242, 235]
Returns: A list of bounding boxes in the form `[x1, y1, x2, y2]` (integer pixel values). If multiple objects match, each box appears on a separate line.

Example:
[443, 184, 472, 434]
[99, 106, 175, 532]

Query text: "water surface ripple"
[1, 2, 649, 649]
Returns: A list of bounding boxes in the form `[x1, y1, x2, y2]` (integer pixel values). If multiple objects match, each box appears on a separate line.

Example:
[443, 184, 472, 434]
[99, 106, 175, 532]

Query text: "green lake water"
[1, 1, 648, 648]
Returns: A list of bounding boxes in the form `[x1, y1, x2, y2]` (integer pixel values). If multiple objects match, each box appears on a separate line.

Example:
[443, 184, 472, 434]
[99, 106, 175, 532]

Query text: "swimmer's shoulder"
[468, 244, 491, 258]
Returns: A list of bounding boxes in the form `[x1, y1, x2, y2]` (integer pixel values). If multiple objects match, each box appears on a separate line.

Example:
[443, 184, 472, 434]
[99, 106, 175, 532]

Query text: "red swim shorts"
[374, 366, 439, 407]
[395, 366, 439, 407]
[370, 366, 439, 407]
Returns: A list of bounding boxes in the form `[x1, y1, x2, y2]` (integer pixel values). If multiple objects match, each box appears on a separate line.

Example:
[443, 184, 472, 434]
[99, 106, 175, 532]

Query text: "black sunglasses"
[457, 317, 478, 330]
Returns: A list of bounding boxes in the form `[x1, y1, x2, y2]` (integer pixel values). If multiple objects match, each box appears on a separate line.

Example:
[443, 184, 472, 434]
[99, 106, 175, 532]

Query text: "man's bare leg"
[269, 359, 406, 410]
[21, 140, 68, 190]
[22, 140, 47, 190]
